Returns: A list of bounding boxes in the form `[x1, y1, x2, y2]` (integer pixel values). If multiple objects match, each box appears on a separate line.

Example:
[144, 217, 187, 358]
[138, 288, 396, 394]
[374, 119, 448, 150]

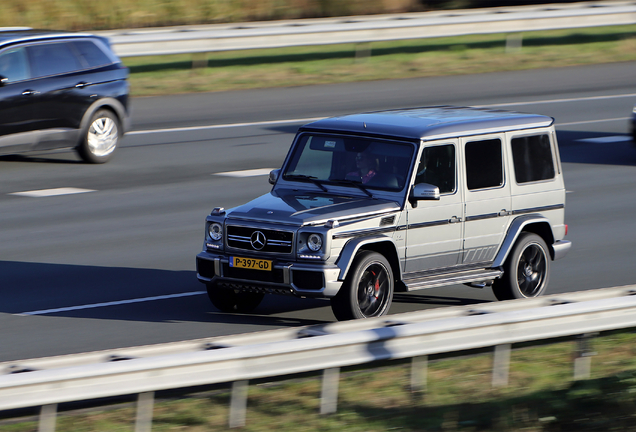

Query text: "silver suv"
[196, 106, 571, 320]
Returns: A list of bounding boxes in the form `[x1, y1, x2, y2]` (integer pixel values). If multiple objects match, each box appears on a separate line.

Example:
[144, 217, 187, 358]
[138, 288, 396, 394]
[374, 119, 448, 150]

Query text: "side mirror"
[269, 169, 281, 185]
[409, 183, 440, 207]
[0, 76, 7, 87]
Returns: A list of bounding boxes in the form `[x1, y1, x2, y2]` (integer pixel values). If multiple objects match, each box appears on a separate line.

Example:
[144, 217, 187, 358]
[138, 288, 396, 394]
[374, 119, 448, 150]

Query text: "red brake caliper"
[372, 271, 379, 298]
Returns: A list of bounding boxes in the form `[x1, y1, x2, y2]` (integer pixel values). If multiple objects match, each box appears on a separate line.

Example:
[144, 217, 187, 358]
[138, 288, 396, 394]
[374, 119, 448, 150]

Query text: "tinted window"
[416, 144, 456, 194]
[72, 40, 112, 68]
[0, 47, 29, 83]
[511, 134, 555, 183]
[465, 138, 503, 190]
[28, 42, 81, 78]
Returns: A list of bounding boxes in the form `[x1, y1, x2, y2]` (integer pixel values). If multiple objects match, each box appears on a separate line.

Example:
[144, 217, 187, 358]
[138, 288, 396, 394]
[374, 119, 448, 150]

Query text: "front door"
[0, 46, 36, 149]
[405, 141, 463, 273]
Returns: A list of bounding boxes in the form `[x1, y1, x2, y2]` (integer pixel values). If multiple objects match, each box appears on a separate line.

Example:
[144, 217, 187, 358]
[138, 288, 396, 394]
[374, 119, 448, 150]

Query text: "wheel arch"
[492, 215, 556, 268]
[336, 235, 401, 283]
[78, 98, 129, 144]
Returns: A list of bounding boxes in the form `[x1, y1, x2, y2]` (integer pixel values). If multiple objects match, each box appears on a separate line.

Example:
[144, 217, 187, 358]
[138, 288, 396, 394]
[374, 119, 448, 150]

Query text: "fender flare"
[335, 235, 401, 281]
[492, 214, 556, 268]
[78, 98, 129, 145]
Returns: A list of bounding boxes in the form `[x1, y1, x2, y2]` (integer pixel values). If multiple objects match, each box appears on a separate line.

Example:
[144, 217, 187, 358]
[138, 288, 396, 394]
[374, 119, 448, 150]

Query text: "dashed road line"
[214, 168, 275, 177]
[18, 291, 206, 316]
[575, 135, 632, 144]
[9, 188, 96, 198]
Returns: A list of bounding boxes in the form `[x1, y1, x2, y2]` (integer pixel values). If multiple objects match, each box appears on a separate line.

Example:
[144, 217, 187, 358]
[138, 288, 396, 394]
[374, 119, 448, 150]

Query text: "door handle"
[21, 90, 40, 96]
[498, 209, 511, 217]
[75, 82, 91, 88]
[449, 216, 462, 224]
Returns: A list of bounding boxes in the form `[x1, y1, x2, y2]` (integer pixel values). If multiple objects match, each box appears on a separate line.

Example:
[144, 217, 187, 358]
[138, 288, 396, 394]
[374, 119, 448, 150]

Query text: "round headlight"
[208, 223, 223, 241]
[307, 233, 322, 252]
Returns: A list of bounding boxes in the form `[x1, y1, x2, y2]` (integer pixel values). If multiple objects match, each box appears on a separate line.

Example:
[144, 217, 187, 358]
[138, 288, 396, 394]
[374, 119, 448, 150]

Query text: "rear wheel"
[77, 109, 120, 163]
[330, 251, 394, 321]
[206, 283, 264, 313]
[492, 233, 550, 301]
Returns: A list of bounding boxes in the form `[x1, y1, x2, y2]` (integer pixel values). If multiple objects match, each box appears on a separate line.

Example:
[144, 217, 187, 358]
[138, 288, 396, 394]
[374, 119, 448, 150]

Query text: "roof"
[0, 29, 96, 49]
[299, 106, 554, 141]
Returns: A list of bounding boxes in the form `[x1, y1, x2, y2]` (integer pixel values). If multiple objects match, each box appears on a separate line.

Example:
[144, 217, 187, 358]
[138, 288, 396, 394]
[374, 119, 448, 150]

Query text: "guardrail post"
[505, 33, 523, 53]
[574, 333, 597, 380]
[229, 380, 248, 428]
[134, 391, 154, 432]
[355, 43, 372, 61]
[410, 355, 428, 396]
[320, 367, 340, 415]
[492, 344, 511, 387]
[192, 52, 208, 69]
[39, 404, 57, 432]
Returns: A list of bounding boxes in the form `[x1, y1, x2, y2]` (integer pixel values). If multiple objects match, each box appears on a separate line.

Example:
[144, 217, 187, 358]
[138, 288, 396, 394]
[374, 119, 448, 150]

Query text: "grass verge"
[2, 331, 636, 431]
[123, 25, 636, 97]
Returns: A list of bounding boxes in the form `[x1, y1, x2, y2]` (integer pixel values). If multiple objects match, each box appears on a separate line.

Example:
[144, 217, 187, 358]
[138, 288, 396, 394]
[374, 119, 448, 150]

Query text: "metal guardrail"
[95, 1, 636, 58]
[2, 285, 636, 430]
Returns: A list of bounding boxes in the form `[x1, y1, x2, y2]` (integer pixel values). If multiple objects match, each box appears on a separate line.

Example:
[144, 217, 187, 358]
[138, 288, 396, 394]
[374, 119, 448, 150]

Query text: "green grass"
[123, 24, 636, 97]
[3, 331, 636, 431]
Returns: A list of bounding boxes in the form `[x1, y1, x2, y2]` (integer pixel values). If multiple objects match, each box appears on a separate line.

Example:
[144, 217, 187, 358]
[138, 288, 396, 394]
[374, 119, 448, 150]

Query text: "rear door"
[461, 134, 512, 265]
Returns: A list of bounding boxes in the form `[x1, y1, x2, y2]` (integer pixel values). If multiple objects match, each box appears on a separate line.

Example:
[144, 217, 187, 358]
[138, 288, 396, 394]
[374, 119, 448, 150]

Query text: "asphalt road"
[1, 62, 635, 363]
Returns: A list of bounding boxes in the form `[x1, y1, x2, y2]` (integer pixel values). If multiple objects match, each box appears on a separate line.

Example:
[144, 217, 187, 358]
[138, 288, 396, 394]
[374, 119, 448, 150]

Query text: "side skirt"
[402, 267, 503, 291]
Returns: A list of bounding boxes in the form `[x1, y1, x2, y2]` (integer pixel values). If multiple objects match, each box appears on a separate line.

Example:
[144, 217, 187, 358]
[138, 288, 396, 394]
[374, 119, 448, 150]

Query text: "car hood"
[226, 189, 400, 226]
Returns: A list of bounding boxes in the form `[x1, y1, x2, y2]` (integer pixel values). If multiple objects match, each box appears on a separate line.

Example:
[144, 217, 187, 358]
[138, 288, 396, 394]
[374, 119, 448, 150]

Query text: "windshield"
[283, 133, 414, 191]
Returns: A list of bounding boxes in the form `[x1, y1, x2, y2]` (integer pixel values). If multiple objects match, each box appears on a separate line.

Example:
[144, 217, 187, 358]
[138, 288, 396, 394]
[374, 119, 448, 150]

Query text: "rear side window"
[511, 134, 555, 183]
[28, 42, 81, 78]
[0, 47, 29, 82]
[72, 40, 113, 68]
[465, 138, 503, 190]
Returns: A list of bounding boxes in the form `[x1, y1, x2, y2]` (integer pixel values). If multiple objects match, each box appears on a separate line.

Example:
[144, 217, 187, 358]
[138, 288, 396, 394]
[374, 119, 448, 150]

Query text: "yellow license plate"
[230, 256, 272, 271]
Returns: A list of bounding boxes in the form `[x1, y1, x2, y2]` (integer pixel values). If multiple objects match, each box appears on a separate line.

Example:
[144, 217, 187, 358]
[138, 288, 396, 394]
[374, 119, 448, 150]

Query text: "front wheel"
[77, 109, 120, 163]
[206, 284, 264, 313]
[492, 233, 551, 301]
[330, 251, 394, 321]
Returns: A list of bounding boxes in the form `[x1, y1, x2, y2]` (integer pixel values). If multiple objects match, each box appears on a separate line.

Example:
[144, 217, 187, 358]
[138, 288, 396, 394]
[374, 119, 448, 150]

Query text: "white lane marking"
[18, 291, 206, 316]
[127, 117, 324, 135]
[478, 93, 636, 108]
[576, 135, 632, 143]
[126, 93, 636, 136]
[214, 168, 275, 177]
[9, 188, 96, 198]
[557, 117, 630, 126]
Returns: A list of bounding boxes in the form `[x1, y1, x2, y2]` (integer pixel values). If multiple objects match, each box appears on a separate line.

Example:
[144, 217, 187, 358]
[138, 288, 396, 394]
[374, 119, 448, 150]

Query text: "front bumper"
[196, 251, 343, 298]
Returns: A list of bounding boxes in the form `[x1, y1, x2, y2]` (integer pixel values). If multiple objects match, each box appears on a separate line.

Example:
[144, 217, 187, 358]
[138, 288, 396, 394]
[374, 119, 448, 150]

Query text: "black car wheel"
[206, 283, 264, 313]
[492, 233, 550, 301]
[330, 251, 394, 320]
[77, 109, 120, 163]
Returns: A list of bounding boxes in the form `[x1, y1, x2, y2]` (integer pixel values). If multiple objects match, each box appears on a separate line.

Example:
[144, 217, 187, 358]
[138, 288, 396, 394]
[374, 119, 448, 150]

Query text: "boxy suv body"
[0, 29, 130, 163]
[196, 106, 571, 320]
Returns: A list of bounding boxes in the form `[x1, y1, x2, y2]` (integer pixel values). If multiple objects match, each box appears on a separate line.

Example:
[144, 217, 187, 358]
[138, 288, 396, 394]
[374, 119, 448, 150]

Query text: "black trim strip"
[511, 204, 564, 215]
[465, 213, 499, 222]
[407, 219, 450, 229]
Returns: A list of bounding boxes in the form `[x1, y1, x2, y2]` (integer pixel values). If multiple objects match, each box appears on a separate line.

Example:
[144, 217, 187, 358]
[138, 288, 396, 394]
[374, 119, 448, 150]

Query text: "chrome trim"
[552, 240, 571, 261]
[332, 226, 396, 240]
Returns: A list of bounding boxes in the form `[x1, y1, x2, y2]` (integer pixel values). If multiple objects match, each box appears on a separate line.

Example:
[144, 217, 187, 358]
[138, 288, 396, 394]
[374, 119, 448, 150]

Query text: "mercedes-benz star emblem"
[250, 231, 267, 250]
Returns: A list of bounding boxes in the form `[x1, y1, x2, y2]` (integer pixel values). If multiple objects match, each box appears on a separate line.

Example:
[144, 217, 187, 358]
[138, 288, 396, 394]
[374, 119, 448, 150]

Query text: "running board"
[403, 268, 503, 291]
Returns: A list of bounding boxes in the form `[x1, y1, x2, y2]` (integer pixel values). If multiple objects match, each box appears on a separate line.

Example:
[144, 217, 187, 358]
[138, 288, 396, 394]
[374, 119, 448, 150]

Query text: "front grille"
[217, 282, 294, 295]
[222, 263, 285, 284]
[292, 270, 324, 290]
[227, 225, 294, 254]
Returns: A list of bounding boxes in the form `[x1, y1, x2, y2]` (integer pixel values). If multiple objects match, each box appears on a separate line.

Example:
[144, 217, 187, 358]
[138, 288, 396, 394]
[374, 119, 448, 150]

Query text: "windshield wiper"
[284, 174, 329, 192]
[329, 179, 373, 198]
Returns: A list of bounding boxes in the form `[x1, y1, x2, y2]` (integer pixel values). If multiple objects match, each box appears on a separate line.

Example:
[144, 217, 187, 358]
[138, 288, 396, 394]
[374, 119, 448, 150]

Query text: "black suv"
[0, 29, 130, 163]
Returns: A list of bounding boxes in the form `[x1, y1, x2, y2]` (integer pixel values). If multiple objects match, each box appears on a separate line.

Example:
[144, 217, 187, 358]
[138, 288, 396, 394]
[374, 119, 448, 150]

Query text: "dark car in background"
[631, 105, 636, 145]
[0, 28, 130, 163]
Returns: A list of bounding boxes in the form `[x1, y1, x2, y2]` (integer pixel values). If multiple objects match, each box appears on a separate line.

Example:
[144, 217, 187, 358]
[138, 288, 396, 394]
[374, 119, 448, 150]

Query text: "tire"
[492, 233, 551, 301]
[330, 251, 394, 321]
[77, 109, 120, 163]
[206, 283, 264, 313]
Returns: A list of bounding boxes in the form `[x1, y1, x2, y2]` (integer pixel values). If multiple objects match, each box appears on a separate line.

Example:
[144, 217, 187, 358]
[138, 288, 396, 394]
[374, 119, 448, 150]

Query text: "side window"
[511, 134, 555, 183]
[465, 138, 503, 190]
[0, 47, 30, 83]
[72, 40, 113, 68]
[27, 42, 81, 78]
[416, 144, 456, 194]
